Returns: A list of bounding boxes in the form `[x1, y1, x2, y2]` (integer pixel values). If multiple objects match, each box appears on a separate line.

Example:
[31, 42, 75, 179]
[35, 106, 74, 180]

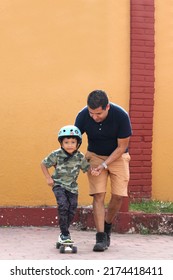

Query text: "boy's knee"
[58, 202, 68, 212]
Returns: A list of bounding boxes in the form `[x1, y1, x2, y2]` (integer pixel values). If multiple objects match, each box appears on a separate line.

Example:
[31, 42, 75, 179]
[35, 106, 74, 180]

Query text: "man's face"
[88, 104, 110, 123]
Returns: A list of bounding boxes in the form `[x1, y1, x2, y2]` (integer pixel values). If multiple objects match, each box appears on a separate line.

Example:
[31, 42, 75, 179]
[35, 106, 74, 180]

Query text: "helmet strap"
[61, 147, 78, 162]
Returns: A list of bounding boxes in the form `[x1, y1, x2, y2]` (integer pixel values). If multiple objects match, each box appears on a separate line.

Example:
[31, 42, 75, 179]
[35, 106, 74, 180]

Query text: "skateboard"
[56, 240, 77, 254]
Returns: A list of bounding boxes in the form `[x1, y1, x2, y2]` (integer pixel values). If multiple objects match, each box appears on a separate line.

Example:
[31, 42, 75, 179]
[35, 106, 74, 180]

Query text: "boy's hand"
[46, 177, 54, 187]
[90, 168, 100, 176]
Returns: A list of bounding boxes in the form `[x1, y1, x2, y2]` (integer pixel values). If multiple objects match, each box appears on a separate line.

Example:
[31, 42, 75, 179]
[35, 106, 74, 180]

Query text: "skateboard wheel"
[60, 245, 65, 253]
[56, 242, 61, 249]
[72, 246, 77, 253]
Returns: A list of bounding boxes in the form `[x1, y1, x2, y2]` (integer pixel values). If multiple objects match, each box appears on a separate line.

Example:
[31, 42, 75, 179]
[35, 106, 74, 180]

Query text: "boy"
[41, 125, 91, 243]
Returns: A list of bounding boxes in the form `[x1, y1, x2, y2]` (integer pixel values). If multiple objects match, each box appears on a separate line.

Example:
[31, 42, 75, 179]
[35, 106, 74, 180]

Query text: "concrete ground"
[0, 226, 173, 260]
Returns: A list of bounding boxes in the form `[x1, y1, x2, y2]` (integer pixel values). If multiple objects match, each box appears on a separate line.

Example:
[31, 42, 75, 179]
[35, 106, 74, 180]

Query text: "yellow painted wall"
[0, 1, 130, 206]
[153, 0, 173, 201]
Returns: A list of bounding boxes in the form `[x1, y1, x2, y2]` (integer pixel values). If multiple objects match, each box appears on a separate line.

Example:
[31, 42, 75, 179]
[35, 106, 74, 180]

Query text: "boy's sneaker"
[58, 233, 72, 243]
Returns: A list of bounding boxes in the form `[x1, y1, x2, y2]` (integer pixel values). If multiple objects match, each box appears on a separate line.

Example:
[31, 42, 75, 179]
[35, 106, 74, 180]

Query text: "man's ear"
[106, 104, 110, 110]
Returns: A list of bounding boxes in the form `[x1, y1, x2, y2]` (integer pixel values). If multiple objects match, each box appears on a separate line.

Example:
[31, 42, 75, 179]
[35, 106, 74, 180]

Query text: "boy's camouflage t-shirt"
[42, 149, 90, 194]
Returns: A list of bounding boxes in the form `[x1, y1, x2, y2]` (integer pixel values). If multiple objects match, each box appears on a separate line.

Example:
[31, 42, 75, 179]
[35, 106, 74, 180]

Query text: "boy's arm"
[40, 162, 54, 187]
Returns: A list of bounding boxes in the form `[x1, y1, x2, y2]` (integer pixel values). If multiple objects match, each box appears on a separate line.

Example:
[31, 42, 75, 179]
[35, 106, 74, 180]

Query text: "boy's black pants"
[52, 185, 78, 236]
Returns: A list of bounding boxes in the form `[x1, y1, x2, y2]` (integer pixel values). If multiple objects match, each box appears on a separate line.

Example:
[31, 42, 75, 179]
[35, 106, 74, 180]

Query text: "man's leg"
[93, 193, 107, 251]
[105, 153, 130, 246]
[104, 194, 123, 246]
[85, 151, 109, 251]
[93, 193, 106, 232]
[106, 194, 123, 224]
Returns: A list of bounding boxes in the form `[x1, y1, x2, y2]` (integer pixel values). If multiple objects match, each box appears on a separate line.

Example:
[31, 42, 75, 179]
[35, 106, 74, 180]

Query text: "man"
[75, 90, 132, 251]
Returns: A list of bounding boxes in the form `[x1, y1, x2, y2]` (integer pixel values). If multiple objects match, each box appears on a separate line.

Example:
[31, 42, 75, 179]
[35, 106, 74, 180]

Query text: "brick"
[132, 123, 153, 130]
[131, 11, 154, 18]
[132, 46, 154, 53]
[141, 192, 151, 198]
[131, 93, 153, 99]
[131, 63, 145, 69]
[143, 149, 152, 155]
[132, 5, 146, 12]
[130, 99, 144, 105]
[131, 75, 145, 81]
[130, 87, 144, 93]
[131, 17, 145, 23]
[131, 28, 145, 35]
[130, 173, 142, 179]
[130, 154, 151, 161]
[130, 179, 151, 186]
[131, 40, 145, 46]
[131, 69, 154, 75]
[145, 64, 154, 70]
[131, 0, 154, 5]
[130, 149, 143, 155]
[145, 29, 154, 35]
[133, 130, 152, 136]
[130, 142, 152, 149]
[131, 57, 154, 64]
[145, 53, 155, 59]
[131, 35, 154, 42]
[131, 117, 153, 124]
[130, 186, 142, 192]
[129, 192, 142, 198]
[143, 112, 153, 117]
[144, 87, 154, 93]
[143, 99, 154, 105]
[129, 136, 143, 142]
[145, 40, 154, 46]
[130, 111, 144, 117]
[132, 52, 145, 58]
[143, 136, 152, 142]
[131, 22, 154, 29]
[130, 167, 151, 173]
[130, 105, 153, 111]
[130, 81, 154, 88]
[141, 173, 152, 179]
[139, 142, 152, 149]
[143, 161, 152, 167]
[145, 18, 154, 23]
[142, 186, 152, 191]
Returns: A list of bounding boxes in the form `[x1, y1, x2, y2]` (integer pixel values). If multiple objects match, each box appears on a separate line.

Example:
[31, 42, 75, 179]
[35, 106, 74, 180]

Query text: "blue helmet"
[58, 125, 82, 145]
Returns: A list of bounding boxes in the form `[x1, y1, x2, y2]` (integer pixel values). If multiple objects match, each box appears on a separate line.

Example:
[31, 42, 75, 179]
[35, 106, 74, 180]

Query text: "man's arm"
[94, 137, 130, 173]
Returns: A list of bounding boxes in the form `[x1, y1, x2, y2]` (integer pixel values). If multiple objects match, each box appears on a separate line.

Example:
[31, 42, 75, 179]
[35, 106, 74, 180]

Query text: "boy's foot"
[93, 232, 107, 252]
[58, 233, 72, 243]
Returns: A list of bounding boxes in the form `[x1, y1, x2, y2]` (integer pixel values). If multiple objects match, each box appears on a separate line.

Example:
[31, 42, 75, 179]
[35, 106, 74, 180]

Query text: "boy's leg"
[66, 191, 78, 227]
[52, 185, 70, 236]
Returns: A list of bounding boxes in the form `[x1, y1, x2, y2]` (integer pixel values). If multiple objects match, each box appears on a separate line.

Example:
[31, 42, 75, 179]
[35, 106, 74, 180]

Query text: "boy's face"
[61, 137, 78, 154]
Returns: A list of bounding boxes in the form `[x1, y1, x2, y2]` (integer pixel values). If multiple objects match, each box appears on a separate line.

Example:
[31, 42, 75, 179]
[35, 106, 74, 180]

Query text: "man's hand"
[90, 165, 104, 176]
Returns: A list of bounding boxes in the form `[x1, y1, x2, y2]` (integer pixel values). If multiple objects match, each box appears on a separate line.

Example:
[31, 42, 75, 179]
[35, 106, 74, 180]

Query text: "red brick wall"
[129, 0, 155, 201]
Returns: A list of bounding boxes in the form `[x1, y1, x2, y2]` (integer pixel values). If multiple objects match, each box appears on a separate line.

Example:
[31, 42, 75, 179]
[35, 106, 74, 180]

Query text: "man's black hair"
[87, 90, 109, 110]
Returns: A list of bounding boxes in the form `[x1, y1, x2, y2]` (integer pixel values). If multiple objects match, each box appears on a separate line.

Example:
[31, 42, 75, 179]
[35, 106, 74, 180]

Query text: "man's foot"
[93, 232, 107, 252]
[104, 221, 112, 247]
